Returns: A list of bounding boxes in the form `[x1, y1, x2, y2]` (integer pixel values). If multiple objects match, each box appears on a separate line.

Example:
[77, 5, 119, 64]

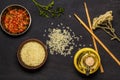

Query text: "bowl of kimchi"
[0, 4, 31, 36]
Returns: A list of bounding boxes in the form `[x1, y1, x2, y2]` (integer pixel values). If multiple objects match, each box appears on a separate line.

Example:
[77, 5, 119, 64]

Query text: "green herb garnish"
[92, 11, 120, 41]
[32, 0, 64, 18]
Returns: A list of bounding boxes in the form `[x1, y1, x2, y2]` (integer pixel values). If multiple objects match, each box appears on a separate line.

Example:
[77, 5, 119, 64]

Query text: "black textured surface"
[0, 0, 120, 80]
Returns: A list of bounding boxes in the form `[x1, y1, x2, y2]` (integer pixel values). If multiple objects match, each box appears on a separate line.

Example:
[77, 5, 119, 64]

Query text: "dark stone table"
[0, 0, 120, 80]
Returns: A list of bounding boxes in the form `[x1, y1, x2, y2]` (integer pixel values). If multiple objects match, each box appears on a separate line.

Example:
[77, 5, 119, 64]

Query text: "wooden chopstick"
[74, 13, 120, 66]
[84, 2, 104, 73]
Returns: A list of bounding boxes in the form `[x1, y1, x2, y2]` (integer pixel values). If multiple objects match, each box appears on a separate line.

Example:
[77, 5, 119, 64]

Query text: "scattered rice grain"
[63, 26, 65, 29]
[68, 14, 72, 18]
[60, 23, 63, 26]
[79, 44, 82, 46]
[44, 29, 46, 32]
[57, 24, 60, 27]
[75, 45, 77, 47]
[66, 26, 70, 29]
[80, 35, 83, 39]
[83, 44, 86, 47]
[43, 34, 46, 37]
[71, 56, 73, 58]
[46, 26, 80, 56]
[89, 44, 92, 47]
[51, 22, 54, 25]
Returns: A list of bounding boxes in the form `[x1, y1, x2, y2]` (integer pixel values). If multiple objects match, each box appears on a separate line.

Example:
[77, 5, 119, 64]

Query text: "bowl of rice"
[17, 39, 48, 69]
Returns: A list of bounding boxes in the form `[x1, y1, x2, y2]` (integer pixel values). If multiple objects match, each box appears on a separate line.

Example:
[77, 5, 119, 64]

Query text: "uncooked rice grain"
[46, 27, 79, 56]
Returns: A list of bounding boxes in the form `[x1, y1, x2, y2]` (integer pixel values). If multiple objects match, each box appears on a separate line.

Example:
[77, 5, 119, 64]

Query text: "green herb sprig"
[32, 0, 64, 18]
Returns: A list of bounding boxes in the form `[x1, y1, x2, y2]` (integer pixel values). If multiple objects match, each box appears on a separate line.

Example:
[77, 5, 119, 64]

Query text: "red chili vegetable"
[3, 8, 30, 34]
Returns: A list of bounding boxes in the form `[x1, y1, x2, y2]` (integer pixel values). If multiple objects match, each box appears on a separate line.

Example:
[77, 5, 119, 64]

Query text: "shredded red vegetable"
[3, 8, 30, 34]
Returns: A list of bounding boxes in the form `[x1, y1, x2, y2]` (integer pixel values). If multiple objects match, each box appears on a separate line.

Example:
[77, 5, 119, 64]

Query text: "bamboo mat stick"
[84, 2, 104, 73]
[74, 13, 120, 66]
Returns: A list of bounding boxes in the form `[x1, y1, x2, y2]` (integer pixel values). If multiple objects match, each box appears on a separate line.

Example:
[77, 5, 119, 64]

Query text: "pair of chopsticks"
[74, 2, 120, 73]
[84, 2, 104, 73]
